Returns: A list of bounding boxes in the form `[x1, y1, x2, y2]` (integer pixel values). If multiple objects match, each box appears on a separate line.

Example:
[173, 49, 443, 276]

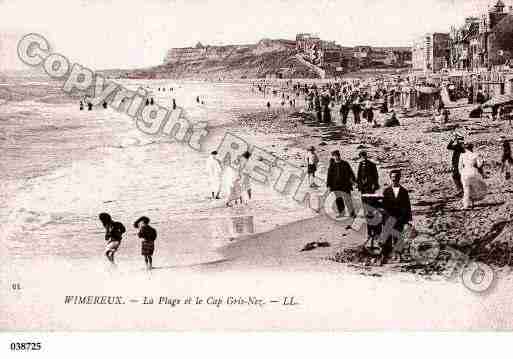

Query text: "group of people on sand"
[307, 146, 412, 265]
[306, 138, 511, 262]
[99, 213, 157, 271]
[448, 135, 513, 210]
[79, 96, 98, 111]
[324, 150, 383, 217]
[257, 79, 407, 129]
[206, 150, 252, 207]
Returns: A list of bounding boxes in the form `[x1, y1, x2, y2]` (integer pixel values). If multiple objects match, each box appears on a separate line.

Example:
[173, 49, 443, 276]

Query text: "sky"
[0, 0, 508, 70]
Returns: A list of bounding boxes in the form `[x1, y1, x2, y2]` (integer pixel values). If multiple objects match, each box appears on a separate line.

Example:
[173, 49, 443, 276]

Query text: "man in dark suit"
[356, 151, 379, 194]
[447, 133, 465, 196]
[321, 92, 331, 123]
[351, 98, 362, 125]
[339, 97, 350, 126]
[326, 150, 356, 218]
[380, 170, 412, 264]
[314, 93, 322, 123]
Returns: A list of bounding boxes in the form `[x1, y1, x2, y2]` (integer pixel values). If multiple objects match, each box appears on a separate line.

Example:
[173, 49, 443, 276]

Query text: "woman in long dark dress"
[502, 140, 513, 180]
[134, 216, 157, 271]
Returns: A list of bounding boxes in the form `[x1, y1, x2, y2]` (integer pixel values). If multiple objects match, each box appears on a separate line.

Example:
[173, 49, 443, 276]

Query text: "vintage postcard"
[1, 0, 513, 339]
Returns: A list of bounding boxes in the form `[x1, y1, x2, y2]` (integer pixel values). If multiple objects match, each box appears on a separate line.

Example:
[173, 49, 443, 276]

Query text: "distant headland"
[102, 34, 411, 80]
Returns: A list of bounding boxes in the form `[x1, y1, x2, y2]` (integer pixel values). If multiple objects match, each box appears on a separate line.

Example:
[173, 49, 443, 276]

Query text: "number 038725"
[10, 342, 42, 351]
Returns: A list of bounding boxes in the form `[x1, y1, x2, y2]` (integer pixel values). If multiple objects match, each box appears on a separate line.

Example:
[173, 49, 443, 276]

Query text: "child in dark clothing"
[134, 216, 157, 271]
[99, 212, 126, 266]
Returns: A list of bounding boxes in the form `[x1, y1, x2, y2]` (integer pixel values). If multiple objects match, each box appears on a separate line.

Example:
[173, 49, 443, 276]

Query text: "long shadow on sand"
[151, 258, 232, 270]
[301, 119, 357, 142]
[435, 201, 505, 214]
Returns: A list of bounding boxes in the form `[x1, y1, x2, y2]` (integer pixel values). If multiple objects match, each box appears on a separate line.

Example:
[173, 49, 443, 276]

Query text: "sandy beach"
[2, 75, 513, 330]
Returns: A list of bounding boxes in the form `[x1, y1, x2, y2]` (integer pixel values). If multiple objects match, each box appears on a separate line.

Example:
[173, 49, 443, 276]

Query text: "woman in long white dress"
[458, 143, 487, 209]
[206, 151, 222, 199]
[223, 164, 242, 207]
[501, 140, 512, 180]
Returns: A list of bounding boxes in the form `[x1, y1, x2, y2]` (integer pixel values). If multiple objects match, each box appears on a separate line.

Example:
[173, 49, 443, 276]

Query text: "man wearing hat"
[326, 150, 356, 218]
[381, 170, 412, 264]
[447, 133, 465, 196]
[356, 151, 379, 194]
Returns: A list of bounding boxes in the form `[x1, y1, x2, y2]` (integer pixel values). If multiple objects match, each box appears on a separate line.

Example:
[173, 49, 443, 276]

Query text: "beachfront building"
[470, 0, 509, 70]
[412, 33, 450, 72]
[353, 46, 412, 69]
[322, 42, 344, 75]
[353, 46, 372, 68]
[449, 17, 480, 70]
[488, 13, 513, 68]
[448, 0, 513, 71]
[370, 47, 412, 67]
[340, 47, 358, 72]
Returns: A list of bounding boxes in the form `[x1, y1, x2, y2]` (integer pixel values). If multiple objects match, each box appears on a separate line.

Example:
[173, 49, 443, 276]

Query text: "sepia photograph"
[1, 0, 513, 341]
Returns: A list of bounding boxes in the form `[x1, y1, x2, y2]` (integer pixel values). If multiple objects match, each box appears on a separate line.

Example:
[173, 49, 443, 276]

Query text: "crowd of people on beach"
[253, 73, 513, 131]
[252, 77, 428, 129]
[242, 76, 513, 264]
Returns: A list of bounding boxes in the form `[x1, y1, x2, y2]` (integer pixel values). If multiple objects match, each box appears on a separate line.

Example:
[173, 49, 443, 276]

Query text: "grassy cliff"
[103, 45, 322, 80]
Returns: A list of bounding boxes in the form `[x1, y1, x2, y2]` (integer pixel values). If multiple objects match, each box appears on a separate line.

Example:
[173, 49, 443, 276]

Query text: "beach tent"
[481, 94, 513, 108]
[416, 86, 441, 110]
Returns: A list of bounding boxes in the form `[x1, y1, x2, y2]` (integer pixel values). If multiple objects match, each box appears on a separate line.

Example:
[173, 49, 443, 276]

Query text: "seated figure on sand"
[384, 110, 400, 127]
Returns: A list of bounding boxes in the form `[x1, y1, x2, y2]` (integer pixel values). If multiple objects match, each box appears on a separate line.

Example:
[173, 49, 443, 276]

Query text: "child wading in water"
[99, 213, 126, 267]
[134, 216, 157, 271]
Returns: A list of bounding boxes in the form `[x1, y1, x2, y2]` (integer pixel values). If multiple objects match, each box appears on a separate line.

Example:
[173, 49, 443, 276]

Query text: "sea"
[0, 76, 316, 266]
